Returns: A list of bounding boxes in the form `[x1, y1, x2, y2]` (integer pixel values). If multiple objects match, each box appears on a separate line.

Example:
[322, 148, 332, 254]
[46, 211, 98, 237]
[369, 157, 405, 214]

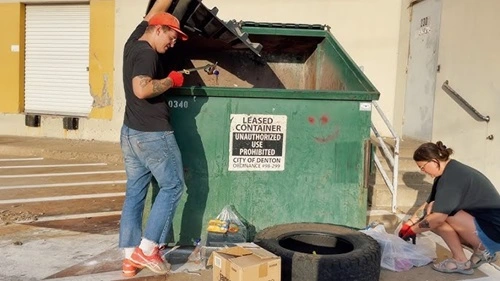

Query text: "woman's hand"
[398, 221, 412, 238]
[400, 224, 417, 242]
[398, 220, 417, 243]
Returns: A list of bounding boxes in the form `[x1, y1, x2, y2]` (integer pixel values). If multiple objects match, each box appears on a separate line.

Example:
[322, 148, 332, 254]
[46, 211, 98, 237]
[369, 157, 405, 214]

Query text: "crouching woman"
[398, 141, 500, 275]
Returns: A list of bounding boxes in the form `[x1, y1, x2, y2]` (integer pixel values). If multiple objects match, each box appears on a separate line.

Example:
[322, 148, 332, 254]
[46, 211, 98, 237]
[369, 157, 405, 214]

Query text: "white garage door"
[24, 4, 92, 116]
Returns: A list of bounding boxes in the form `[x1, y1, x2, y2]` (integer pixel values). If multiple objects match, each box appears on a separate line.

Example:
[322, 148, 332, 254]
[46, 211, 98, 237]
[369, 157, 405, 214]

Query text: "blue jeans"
[474, 219, 500, 254]
[119, 125, 185, 248]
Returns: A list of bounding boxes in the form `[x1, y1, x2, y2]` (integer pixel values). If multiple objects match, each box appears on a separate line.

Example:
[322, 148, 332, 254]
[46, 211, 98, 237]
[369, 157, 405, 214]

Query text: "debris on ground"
[0, 209, 39, 225]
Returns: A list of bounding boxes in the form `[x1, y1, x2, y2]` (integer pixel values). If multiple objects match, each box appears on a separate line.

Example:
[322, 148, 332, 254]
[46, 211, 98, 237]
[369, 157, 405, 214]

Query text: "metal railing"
[442, 80, 490, 122]
[371, 101, 400, 213]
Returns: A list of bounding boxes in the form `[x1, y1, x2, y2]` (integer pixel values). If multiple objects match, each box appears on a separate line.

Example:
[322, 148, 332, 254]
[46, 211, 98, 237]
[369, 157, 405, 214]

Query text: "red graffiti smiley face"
[308, 114, 340, 143]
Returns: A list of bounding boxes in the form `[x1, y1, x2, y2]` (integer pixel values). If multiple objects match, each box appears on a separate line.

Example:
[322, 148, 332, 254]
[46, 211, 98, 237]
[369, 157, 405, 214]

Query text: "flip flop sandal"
[431, 258, 474, 275]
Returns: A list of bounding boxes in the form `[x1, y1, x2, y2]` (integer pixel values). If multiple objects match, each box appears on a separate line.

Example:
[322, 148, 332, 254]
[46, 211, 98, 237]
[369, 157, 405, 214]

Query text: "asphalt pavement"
[0, 135, 499, 281]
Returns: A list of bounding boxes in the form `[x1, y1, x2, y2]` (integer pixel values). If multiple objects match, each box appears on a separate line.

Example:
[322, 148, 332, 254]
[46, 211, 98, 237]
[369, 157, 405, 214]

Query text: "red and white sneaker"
[122, 258, 143, 278]
[130, 247, 171, 275]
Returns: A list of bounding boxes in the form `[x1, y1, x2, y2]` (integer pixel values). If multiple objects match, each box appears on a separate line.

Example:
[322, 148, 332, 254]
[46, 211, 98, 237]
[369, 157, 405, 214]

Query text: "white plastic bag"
[360, 224, 436, 271]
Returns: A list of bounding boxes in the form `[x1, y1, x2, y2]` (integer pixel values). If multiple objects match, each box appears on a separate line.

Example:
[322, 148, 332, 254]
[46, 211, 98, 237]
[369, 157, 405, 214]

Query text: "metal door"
[403, 0, 442, 141]
[24, 4, 91, 116]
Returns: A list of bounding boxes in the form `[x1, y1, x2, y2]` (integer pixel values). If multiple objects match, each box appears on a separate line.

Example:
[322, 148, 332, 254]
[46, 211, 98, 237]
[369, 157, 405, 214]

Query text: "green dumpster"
[160, 22, 381, 245]
[141, 9, 380, 243]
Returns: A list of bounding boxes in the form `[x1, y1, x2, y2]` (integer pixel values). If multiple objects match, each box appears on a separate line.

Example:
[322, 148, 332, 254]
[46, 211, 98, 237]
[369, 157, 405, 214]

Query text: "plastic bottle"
[188, 238, 202, 263]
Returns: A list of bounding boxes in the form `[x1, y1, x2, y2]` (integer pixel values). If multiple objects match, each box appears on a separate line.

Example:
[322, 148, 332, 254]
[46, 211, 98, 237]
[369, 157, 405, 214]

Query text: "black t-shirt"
[427, 159, 500, 242]
[122, 21, 172, 132]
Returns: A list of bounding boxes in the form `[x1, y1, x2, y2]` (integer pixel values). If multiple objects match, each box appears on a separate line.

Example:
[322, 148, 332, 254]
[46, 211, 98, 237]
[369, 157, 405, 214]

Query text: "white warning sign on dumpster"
[229, 114, 287, 171]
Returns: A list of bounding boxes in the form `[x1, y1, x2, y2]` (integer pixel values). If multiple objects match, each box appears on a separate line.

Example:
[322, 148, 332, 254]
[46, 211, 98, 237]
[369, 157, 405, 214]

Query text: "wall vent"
[63, 117, 79, 130]
[25, 115, 41, 127]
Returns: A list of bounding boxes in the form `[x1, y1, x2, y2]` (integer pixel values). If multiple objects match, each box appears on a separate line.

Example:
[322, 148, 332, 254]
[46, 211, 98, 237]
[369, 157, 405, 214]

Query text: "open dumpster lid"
[147, 0, 263, 56]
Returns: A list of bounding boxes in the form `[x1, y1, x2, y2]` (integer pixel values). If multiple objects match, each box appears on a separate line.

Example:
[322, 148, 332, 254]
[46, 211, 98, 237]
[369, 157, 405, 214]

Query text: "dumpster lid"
[147, 0, 263, 56]
[241, 21, 330, 31]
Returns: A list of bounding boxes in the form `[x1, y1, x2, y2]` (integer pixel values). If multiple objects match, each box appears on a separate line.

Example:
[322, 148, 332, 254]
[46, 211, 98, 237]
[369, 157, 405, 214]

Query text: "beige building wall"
[393, 1, 412, 139]
[204, 0, 404, 136]
[0, 0, 403, 141]
[433, 0, 500, 187]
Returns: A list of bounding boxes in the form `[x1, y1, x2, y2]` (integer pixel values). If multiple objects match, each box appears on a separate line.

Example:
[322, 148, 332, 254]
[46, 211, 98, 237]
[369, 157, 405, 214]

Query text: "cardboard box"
[208, 243, 281, 281]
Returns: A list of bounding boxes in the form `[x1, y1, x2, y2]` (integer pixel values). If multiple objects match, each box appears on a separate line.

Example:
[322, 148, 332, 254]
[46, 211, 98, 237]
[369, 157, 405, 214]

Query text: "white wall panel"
[24, 4, 91, 116]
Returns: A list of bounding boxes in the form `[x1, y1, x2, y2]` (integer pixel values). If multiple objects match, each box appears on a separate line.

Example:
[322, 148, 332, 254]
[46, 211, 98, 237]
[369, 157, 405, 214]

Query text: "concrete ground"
[0, 135, 499, 281]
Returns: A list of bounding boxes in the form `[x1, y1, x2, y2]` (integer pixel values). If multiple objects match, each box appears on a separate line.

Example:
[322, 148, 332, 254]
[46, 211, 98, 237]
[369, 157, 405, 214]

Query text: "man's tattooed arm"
[133, 75, 173, 99]
[151, 78, 172, 95]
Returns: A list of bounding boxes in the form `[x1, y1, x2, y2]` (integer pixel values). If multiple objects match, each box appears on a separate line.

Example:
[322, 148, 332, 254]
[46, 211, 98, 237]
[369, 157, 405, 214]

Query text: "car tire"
[254, 222, 381, 281]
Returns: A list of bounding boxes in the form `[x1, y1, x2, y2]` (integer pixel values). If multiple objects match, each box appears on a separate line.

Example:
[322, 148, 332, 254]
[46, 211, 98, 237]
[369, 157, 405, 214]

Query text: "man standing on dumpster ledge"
[119, 0, 188, 277]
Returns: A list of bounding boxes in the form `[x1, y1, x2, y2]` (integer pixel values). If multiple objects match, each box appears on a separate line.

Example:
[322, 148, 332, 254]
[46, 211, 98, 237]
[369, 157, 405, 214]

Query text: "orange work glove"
[168, 71, 184, 88]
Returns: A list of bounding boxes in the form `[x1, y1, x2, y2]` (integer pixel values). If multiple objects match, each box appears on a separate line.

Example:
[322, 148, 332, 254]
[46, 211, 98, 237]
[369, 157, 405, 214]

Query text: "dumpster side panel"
[314, 42, 346, 91]
[169, 93, 371, 244]
[323, 34, 379, 92]
[303, 50, 318, 90]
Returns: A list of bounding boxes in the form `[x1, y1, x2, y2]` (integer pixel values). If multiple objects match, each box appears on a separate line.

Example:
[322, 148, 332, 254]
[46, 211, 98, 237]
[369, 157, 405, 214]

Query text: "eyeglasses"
[418, 161, 431, 171]
[160, 29, 177, 47]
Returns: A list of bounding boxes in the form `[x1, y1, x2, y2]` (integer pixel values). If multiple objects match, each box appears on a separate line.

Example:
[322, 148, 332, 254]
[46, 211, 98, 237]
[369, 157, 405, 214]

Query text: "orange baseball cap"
[148, 12, 188, 41]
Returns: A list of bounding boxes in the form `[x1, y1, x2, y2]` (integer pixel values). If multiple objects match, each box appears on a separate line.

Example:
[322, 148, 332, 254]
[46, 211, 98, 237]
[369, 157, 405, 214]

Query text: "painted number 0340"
[168, 100, 188, 109]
